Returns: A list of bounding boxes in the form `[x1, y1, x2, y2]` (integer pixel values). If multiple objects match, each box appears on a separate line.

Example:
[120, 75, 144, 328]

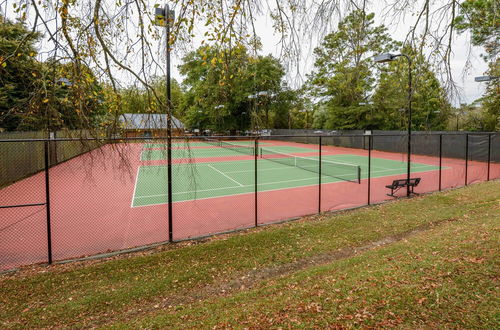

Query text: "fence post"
[44, 140, 53, 264]
[318, 136, 322, 213]
[168, 137, 173, 242]
[465, 133, 469, 186]
[439, 134, 442, 191]
[487, 134, 491, 181]
[254, 137, 258, 227]
[367, 135, 372, 205]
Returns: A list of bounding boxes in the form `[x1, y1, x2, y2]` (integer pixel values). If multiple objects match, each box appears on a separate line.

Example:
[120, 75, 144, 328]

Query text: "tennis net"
[203, 137, 221, 147]
[260, 148, 361, 183]
[220, 140, 256, 156]
[204, 138, 255, 156]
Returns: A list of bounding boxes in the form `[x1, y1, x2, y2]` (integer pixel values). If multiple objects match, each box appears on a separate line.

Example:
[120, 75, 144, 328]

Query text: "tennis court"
[133, 141, 440, 207]
[1, 134, 498, 271]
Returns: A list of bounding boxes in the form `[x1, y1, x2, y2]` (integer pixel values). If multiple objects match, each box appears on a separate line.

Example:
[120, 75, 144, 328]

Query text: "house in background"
[119, 113, 185, 137]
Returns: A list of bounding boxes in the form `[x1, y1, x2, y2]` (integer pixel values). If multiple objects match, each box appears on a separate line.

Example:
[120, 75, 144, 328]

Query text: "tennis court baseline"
[132, 154, 440, 207]
[140, 145, 313, 161]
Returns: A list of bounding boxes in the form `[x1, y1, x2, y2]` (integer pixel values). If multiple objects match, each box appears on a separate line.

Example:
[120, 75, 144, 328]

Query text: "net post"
[318, 136, 322, 213]
[254, 137, 258, 227]
[487, 134, 491, 181]
[44, 140, 53, 264]
[465, 133, 469, 186]
[367, 135, 372, 204]
[438, 134, 442, 191]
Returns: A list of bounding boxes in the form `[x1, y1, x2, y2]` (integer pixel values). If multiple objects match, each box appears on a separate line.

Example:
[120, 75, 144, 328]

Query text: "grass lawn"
[1, 181, 498, 328]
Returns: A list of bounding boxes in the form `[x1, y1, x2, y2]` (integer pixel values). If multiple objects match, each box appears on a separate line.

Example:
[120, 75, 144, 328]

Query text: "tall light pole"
[375, 53, 413, 197]
[474, 75, 499, 82]
[154, 3, 175, 241]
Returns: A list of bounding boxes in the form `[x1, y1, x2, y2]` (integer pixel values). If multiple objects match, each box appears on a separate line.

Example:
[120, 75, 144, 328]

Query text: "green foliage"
[0, 16, 42, 130]
[281, 88, 312, 129]
[37, 61, 106, 131]
[178, 45, 287, 132]
[451, 72, 499, 132]
[479, 62, 500, 131]
[455, 0, 498, 60]
[373, 47, 452, 131]
[455, 0, 499, 130]
[0, 16, 107, 132]
[308, 10, 399, 130]
[120, 77, 184, 118]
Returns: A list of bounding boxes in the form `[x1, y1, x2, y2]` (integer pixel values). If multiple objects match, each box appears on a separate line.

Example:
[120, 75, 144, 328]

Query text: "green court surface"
[132, 154, 440, 207]
[140, 145, 314, 161]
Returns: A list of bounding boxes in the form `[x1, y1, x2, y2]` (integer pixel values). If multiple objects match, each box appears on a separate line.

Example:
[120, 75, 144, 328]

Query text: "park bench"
[385, 178, 421, 197]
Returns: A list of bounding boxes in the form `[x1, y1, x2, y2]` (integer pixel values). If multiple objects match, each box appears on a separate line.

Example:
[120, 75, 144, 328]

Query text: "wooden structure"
[119, 113, 184, 137]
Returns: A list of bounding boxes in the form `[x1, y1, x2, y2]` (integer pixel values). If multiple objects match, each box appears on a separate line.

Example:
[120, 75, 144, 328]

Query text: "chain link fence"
[1, 132, 498, 271]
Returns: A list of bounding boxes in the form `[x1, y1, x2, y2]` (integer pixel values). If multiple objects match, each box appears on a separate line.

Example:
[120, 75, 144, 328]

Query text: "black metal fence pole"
[465, 133, 469, 186]
[166, 6, 174, 243]
[44, 140, 53, 264]
[167, 137, 173, 242]
[318, 136, 322, 213]
[439, 134, 442, 191]
[367, 135, 372, 205]
[487, 134, 491, 181]
[255, 137, 259, 227]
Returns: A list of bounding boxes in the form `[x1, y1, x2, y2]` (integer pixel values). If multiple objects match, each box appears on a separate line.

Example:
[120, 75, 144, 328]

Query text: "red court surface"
[0, 140, 498, 271]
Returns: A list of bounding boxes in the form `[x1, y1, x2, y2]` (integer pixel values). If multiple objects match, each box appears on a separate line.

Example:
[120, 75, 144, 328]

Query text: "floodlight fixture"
[374, 53, 399, 63]
[474, 75, 499, 82]
[154, 6, 175, 27]
[153, 2, 175, 242]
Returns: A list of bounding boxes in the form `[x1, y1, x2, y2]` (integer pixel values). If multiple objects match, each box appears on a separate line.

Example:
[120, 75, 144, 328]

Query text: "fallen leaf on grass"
[417, 297, 427, 305]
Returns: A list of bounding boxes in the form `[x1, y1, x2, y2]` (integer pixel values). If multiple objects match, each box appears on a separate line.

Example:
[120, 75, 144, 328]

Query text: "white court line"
[131, 166, 442, 208]
[207, 164, 244, 187]
[130, 165, 141, 207]
[134, 165, 437, 200]
[134, 175, 321, 199]
[134, 164, 439, 200]
[132, 157, 440, 206]
[223, 164, 434, 175]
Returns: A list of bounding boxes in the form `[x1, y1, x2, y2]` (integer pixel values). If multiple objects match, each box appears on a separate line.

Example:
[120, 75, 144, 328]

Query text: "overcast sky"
[165, 1, 490, 107]
[2, 0, 490, 106]
[247, 3, 490, 106]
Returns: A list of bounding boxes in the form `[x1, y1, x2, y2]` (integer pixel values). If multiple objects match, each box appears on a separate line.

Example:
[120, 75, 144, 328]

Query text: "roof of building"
[120, 113, 184, 130]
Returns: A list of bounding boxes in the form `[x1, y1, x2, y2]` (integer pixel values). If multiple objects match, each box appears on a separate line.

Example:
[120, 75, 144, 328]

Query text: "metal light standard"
[154, 3, 175, 241]
[474, 75, 498, 182]
[374, 53, 413, 197]
[474, 75, 499, 82]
